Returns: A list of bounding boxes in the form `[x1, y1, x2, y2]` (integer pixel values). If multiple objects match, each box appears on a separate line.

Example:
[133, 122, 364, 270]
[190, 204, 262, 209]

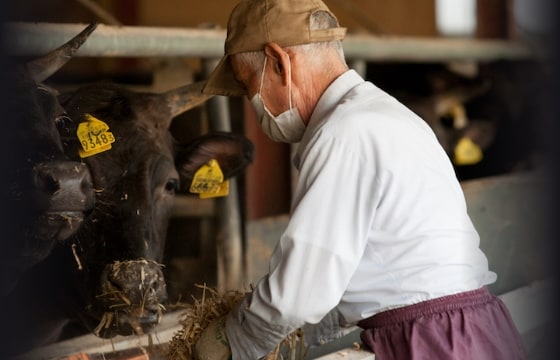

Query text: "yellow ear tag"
[454, 137, 483, 165]
[189, 159, 230, 198]
[77, 114, 116, 158]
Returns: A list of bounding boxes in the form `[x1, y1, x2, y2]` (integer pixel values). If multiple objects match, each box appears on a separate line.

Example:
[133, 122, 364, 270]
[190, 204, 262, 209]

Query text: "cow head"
[0, 23, 96, 295]
[398, 71, 491, 157]
[365, 63, 494, 167]
[58, 81, 253, 338]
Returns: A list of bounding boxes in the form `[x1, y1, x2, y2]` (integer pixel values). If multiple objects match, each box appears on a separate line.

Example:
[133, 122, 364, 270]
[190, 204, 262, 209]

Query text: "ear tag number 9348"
[77, 114, 116, 158]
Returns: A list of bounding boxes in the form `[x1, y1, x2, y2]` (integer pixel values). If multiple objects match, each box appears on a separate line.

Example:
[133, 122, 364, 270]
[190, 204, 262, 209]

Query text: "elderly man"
[196, 0, 526, 359]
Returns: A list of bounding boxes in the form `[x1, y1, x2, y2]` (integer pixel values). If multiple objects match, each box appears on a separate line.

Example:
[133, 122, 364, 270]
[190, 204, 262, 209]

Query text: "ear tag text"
[77, 114, 115, 158]
[189, 159, 230, 198]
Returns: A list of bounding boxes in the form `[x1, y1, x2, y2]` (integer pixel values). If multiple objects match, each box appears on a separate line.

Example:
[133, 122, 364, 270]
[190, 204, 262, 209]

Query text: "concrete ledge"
[315, 348, 375, 359]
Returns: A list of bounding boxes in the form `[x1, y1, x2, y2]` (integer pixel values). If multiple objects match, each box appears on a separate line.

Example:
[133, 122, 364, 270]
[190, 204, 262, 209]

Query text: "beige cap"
[202, 0, 346, 96]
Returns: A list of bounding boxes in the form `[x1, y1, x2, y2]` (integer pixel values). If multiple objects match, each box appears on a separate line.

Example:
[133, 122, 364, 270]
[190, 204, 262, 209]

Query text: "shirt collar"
[293, 69, 365, 169]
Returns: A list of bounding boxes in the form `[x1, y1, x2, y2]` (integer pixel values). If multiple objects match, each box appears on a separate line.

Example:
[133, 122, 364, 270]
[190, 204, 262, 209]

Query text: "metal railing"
[2, 22, 533, 62]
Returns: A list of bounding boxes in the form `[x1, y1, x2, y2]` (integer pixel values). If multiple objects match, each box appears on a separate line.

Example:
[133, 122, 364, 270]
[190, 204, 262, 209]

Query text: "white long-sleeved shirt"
[226, 70, 497, 359]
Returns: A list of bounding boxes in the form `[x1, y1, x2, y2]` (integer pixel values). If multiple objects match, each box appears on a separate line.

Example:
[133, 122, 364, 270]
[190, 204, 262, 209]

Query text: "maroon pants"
[358, 287, 526, 360]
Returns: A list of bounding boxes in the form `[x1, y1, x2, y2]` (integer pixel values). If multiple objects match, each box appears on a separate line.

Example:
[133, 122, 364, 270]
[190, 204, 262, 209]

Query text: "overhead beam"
[1, 22, 533, 62]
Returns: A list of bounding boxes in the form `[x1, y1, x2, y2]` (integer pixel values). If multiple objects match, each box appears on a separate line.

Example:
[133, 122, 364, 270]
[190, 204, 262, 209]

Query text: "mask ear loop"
[286, 53, 292, 110]
[258, 56, 267, 95]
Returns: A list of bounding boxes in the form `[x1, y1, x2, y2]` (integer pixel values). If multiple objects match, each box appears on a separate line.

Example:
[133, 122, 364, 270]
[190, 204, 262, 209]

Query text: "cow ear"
[175, 132, 254, 186]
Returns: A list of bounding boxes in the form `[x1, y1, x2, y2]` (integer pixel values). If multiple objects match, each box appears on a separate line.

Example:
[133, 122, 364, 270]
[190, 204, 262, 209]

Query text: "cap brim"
[202, 54, 247, 97]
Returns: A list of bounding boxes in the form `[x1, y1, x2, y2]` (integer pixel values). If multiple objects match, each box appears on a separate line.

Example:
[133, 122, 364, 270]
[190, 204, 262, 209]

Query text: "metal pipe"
[1, 22, 225, 58]
[1, 22, 534, 62]
[202, 58, 245, 292]
[349, 59, 367, 78]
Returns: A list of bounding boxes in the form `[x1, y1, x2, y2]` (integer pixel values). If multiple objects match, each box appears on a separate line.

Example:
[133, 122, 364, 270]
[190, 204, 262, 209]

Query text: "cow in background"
[0, 24, 96, 296]
[365, 63, 490, 158]
[455, 60, 552, 180]
[0, 78, 253, 357]
[366, 61, 546, 180]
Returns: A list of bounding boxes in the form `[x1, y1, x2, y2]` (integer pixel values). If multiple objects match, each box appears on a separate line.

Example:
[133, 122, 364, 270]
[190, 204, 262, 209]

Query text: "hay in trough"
[167, 284, 307, 360]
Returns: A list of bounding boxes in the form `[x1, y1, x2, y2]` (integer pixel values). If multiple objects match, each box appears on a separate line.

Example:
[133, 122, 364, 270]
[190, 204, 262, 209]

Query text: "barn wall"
[3, 0, 438, 36]
[136, 0, 438, 36]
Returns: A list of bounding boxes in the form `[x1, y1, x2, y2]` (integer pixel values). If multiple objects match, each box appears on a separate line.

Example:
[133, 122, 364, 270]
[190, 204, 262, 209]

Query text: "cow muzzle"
[94, 259, 167, 338]
[33, 161, 94, 212]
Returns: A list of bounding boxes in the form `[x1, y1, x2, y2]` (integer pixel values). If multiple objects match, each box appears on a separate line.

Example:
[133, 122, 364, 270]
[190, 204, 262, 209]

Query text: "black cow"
[0, 79, 253, 357]
[0, 24, 96, 296]
[365, 61, 547, 180]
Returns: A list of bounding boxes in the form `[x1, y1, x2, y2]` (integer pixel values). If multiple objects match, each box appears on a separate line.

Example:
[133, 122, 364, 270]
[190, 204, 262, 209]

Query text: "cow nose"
[33, 161, 94, 212]
[34, 165, 59, 195]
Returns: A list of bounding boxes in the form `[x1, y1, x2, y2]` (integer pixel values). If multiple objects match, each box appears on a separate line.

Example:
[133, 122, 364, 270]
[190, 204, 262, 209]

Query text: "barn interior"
[1, 0, 558, 359]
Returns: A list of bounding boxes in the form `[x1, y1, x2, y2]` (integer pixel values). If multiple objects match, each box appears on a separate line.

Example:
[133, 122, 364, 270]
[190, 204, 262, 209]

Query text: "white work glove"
[194, 316, 232, 360]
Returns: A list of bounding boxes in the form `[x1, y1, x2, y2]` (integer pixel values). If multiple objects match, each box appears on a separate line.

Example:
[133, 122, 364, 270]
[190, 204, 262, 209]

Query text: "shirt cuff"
[301, 307, 358, 347]
[225, 294, 297, 359]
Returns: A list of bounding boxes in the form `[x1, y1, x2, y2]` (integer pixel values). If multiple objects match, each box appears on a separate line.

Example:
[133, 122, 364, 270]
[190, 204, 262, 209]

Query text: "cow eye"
[165, 178, 179, 193]
[55, 113, 72, 126]
[55, 114, 73, 135]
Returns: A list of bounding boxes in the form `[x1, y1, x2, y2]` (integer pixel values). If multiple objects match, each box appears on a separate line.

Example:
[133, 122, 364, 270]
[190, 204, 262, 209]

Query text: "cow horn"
[163, 81, 214, 118]
[27, 23, 97, 83]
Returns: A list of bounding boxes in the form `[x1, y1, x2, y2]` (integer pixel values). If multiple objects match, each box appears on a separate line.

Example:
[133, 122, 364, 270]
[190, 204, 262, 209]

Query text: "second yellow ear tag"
[454, 137, 483, 165]
[77, 114, 115, 158]
[189, 159, 230, 198]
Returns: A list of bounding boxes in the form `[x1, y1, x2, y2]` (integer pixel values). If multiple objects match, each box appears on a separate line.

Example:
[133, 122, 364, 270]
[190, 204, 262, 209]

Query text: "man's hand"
[195, 316, 232, 360]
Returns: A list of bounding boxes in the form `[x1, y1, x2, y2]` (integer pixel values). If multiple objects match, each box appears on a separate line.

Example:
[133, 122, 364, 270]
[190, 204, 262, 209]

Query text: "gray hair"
[236, 10, 346, 72]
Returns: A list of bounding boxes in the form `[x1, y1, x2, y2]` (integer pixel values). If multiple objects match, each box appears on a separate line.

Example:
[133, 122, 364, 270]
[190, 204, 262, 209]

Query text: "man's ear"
[264, 42, 291, 86]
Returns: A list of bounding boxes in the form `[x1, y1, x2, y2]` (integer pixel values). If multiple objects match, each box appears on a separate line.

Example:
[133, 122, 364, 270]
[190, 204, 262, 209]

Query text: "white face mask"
[250, 56, 305, 143]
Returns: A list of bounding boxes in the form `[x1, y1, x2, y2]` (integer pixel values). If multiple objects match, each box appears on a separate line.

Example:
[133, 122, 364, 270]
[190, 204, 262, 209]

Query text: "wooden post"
[476, 0, 510, 39]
